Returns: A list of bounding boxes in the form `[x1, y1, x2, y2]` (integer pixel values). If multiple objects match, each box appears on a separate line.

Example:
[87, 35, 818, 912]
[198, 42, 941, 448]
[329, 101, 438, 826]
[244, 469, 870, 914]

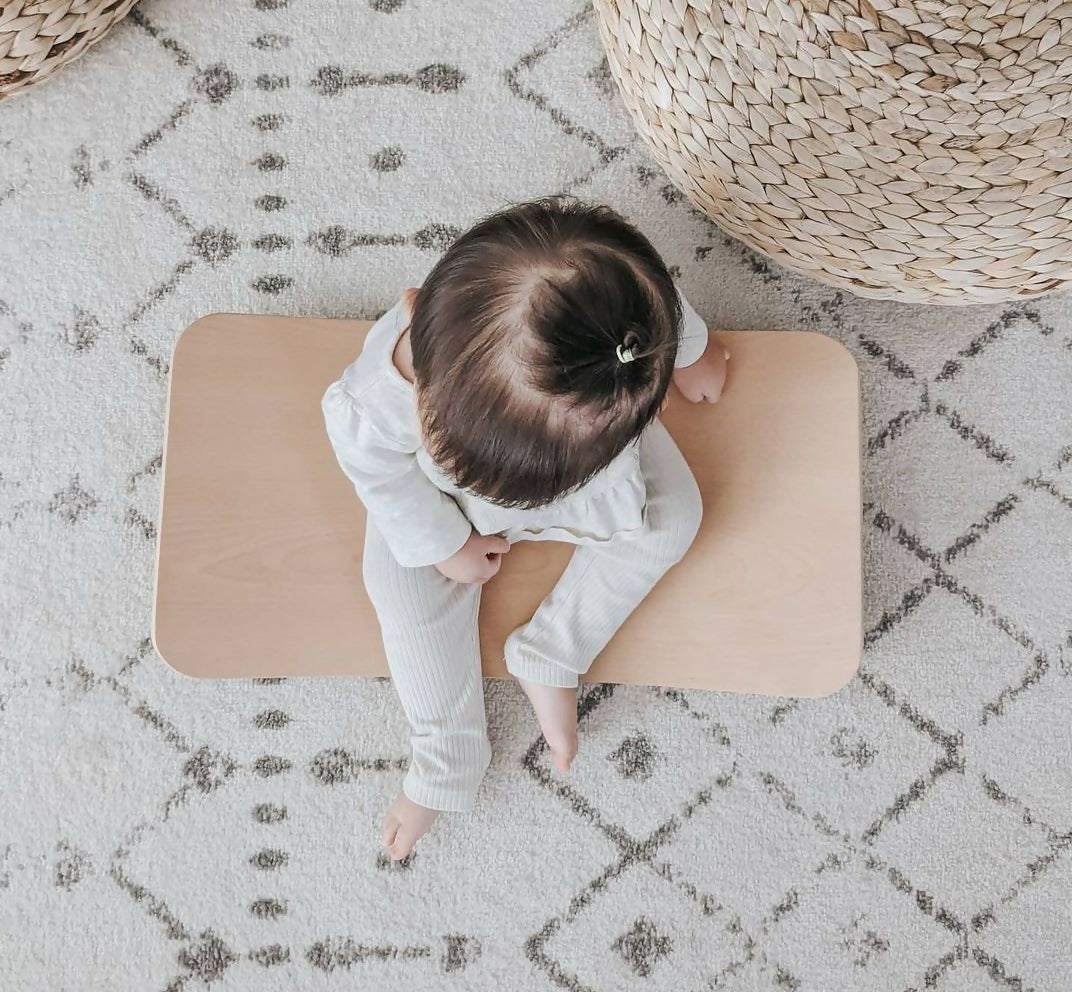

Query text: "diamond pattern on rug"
[1, 0, 1070, 988]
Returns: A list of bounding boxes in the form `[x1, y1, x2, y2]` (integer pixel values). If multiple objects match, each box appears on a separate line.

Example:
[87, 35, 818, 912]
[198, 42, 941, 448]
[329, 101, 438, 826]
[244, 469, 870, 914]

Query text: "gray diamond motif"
[178, 931, 237, 982]
[191, 227, 239, 265]
[838, 914, 891, 968]
[47, 476, 99, 524]
[1, 4, 1070, 989]
[612, 917, 672, 977]
[608, 733, 657, 781]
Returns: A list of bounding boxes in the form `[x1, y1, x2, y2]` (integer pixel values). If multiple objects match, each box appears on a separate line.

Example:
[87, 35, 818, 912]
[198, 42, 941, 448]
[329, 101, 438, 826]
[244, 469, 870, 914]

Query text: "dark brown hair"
[409, 197, 681, 508]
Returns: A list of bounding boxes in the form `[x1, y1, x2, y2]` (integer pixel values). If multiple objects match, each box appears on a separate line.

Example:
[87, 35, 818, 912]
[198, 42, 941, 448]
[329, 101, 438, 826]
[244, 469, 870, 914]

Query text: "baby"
[323, 198, 727, 859]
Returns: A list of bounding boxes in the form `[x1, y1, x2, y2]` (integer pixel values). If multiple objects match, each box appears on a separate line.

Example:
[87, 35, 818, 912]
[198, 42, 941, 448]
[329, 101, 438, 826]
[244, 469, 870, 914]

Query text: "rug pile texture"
[1, 2, 1070, 988]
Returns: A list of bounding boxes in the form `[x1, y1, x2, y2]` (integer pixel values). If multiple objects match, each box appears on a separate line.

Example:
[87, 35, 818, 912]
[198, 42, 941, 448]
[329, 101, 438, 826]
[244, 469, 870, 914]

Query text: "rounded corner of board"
[150, 621, 205, 680]
[798, 331, 859, 375]
[179, 311, 232, 338]
[809, 648, 863, 699]
[172, 313, 237, 363]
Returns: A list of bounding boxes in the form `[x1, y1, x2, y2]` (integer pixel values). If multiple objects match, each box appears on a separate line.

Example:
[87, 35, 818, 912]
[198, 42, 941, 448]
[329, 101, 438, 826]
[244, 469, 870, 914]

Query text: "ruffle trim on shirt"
[322, 378, 417, 453]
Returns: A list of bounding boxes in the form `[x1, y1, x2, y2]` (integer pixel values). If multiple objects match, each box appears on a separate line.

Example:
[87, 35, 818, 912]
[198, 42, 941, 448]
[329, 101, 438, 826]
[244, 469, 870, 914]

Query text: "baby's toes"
[389, 830, 417, 861]
[381, 813, 400, 848]
[549, 732, 579, 773]
[551, 746, 576, 773]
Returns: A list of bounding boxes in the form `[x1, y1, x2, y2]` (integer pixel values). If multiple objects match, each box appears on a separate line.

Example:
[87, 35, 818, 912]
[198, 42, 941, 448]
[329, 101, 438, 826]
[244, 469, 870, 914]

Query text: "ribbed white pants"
[362, 421, 702, 811]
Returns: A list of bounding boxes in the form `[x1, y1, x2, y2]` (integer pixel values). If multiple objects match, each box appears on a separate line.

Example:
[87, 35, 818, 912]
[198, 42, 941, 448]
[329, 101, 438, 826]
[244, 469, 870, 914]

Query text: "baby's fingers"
[677, 381, 703, 404]
[481, 554, 503, 583]
[484, 535, 511, 556]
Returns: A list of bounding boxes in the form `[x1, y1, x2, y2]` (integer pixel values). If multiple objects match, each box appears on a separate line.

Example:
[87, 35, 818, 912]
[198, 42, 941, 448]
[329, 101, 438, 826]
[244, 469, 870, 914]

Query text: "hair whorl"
[409, 197, 681, 508]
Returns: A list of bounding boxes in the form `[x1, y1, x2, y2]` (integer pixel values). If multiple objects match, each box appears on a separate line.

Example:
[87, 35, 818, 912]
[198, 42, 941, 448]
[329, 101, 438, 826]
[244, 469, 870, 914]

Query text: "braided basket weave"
[0, 1, 138, 100]
[594, 0, 1072, 304]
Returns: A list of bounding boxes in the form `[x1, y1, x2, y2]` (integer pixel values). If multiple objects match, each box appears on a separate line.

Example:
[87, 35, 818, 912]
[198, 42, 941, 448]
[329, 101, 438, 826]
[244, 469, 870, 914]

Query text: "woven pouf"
[0, 1, 138, 100]
[594, 0, 1072, 304]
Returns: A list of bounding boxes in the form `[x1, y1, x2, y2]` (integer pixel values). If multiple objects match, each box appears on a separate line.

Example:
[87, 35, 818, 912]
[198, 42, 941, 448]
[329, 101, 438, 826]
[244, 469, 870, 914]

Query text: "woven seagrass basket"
[594, 0, 1072, 304]
[0, 1, 138, 100]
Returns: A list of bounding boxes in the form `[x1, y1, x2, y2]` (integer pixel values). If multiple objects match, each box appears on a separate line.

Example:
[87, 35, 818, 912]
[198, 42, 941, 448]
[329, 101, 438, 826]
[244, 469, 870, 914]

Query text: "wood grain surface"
[154, 314, 862, 695]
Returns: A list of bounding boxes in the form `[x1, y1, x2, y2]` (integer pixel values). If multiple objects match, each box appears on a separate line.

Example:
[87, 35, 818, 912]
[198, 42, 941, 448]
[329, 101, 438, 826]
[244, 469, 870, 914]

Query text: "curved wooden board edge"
[153, 315, 863, 698]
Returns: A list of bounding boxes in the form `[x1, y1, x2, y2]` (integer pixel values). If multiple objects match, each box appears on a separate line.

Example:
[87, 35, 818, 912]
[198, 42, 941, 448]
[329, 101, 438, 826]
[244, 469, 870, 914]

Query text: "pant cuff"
[402, 769, 478, 813]
[504, 649, 579, 688]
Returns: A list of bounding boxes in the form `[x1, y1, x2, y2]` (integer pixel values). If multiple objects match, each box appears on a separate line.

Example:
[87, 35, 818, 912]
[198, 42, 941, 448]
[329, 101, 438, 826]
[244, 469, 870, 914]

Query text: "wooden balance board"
[154, 314, 861, 696]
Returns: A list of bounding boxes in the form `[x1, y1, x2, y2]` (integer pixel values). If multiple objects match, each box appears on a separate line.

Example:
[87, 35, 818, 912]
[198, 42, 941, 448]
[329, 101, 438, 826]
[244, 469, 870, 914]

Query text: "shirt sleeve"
[674, 284, 710, 369]
[322, 381, 472, 568]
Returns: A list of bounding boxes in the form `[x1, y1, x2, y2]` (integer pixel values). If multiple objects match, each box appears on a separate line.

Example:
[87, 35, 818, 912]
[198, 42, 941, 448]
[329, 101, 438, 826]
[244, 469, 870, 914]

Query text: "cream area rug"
[1, 1, 1069, 989]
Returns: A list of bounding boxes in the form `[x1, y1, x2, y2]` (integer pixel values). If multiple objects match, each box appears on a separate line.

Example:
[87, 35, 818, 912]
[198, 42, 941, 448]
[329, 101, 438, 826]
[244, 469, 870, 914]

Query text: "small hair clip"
[616, 343, 637, 364]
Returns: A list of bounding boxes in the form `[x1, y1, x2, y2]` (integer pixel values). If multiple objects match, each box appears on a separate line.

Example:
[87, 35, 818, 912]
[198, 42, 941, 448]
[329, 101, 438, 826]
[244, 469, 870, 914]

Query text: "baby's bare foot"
[382, 792, 439, 860]
[518, 679, 579, 772]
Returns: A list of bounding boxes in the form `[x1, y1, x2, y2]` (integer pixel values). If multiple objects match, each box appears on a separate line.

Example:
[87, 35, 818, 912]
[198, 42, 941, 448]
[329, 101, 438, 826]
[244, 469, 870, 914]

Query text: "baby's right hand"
[435, 531, 510, 584]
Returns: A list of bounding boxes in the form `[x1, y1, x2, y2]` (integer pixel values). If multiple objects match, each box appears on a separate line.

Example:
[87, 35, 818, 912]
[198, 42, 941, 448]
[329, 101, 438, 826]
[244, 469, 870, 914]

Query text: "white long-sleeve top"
[322, 289, 709, 567]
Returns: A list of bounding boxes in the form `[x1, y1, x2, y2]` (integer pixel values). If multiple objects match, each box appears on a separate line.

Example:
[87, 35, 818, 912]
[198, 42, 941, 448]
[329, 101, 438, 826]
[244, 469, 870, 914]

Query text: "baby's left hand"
[673, 337, 729, 404]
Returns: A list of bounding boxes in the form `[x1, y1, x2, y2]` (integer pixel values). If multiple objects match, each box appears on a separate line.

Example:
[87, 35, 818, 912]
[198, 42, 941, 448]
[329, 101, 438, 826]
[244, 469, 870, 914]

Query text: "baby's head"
[409, 198, 681, 509]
